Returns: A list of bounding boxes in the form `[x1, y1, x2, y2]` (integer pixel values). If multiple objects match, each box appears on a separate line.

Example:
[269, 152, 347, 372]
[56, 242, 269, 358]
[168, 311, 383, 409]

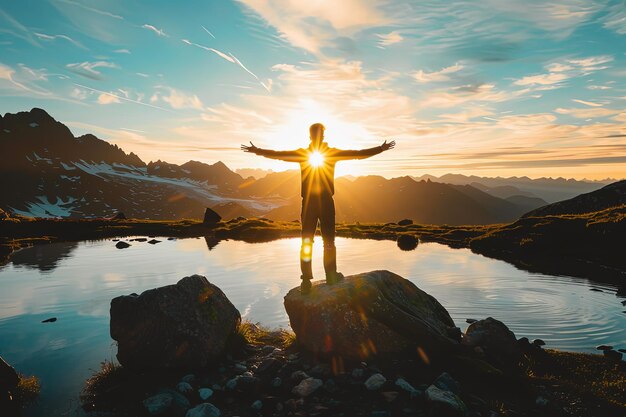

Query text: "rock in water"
[115, 241, 131, 249]
[0, 356, 19, 391]
[203, 207, 221, 225]
[283, 270, 460, 360]
[186, 403, 221, 417]
[110, 275, 240, 371]
[463, 317, 521, 369]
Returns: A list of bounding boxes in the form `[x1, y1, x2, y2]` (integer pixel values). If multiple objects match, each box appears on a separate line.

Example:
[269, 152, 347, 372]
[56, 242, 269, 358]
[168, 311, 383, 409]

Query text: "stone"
[0, 356, 19, 391]
[397, 219, 413, 226]
[271, 377, 282, 388]
[364, 373, 387, 390]
[186, 403, 221, 417]
[110, 211, 126, 220]
[425, 385, 467, 416]
[203, 208, 221, 225]
[433, 372, 460, 394]
[397, 235, 418, 251]
[143, 393, 173, 415]
[177, 382, 193, 394]
[198, 388, 213, 400]
[466, 318, 477, 324]
[251, 400, 263, 410]
[463, 317, 521, 368]
[181, 374, 195, 384]
[292, 377, 323, 397]
[148, 239, 161, 244]
[382, 391, 399, 402]
[157, 388, 191, 413]
[532, 339, 546, 346]
[284, 270, 459, 360]
[596, 344, 613, 351]
[115, 241, 131, 249]
[41, 317, 57, 323]
[351, 368, 365, 379]
[395, 378, 420, 398]
[256, 357, 282, 375]
[110, 275, 240, 371]
[291, 370, 310, 382]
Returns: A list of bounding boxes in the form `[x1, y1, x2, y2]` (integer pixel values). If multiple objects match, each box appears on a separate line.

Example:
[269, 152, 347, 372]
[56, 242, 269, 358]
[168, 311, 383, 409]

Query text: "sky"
[0, 0, 625, 180]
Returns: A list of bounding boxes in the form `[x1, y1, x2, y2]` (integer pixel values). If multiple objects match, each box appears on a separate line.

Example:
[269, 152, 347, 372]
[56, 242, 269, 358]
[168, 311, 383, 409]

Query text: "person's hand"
[381, 140, 395, 151]
[241, 141, 259, 153]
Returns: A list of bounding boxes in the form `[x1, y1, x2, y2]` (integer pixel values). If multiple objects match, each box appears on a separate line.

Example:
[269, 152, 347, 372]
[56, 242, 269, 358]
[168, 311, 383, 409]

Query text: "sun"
[309, 151, 324, 167]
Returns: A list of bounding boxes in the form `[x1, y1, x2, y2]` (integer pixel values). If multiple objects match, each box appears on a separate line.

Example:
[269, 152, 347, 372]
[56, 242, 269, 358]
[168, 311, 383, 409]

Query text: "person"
[241, 123, 395, 293]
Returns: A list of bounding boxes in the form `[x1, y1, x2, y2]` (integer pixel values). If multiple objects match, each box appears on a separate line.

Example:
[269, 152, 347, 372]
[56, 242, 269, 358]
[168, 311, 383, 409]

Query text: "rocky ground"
[79, 322, 625, 417]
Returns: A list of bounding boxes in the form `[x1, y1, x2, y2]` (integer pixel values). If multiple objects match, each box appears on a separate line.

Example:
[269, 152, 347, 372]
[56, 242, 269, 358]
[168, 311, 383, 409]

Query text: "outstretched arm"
[332, 140, 396, 160]
[241, 141, 304, 162]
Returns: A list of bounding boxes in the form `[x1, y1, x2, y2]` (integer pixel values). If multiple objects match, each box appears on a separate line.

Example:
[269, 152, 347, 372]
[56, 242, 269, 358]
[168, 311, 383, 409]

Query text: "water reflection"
[5, 242, 78, 272]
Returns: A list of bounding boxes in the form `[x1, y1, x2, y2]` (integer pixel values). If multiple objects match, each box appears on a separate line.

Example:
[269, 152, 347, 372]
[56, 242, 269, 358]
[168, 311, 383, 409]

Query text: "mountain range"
[0, 108, 615, 225]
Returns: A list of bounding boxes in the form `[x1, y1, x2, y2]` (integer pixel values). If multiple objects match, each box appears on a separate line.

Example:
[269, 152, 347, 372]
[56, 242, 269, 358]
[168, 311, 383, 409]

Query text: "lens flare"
[309, 151, 324, 167]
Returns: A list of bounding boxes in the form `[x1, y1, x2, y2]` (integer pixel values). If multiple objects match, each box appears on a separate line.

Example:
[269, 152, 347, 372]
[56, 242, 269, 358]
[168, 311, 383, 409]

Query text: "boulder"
[397, 219, 413, 226]
[463, 317, 521, 368]
[0, 356, 19, 391]
[109, 211, 126, 220]
[110, 275, 240, 371]
[284, 270, 460, 360]
[203, 208, 221, 225]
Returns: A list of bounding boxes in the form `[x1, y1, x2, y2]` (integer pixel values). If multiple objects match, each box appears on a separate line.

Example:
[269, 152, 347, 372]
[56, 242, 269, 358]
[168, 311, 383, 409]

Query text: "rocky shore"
[75, 272, 625, 417]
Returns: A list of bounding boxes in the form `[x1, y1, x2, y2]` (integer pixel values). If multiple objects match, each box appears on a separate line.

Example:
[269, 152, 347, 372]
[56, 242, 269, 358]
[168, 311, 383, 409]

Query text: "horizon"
[1, 1, 626, 180]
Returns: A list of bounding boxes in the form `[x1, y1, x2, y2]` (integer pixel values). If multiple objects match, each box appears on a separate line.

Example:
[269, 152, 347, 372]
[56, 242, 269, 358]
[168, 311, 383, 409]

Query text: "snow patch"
[10, 196, 77, 218]
[3, 129, 10, 133]
[60, 162, 77, 171]
[29, 122, 39, 128]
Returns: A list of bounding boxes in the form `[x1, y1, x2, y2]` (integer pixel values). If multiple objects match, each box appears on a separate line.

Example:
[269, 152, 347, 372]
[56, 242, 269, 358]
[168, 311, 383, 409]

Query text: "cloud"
[114, 49, 131, 54]
[151, 86, 203, 110]
[66, 61, 119, 80]
[376, 31, 403, 48]
[34, 32, 87, 49]
[572, 99, 603, 107]
[52, 0, 123, 20]
[555, 107, 621, 119]
[235, 0, 390, 54]
[49, 0, 125, 43]
[0, 62, 52, 96]
[72, 83, 173, 112]
[601, 2, 626, 35]
[142, 24, 168, 37]
[0, 9, 40, 46]
[201, 25, 216, 39]
[413, 63, 464, 83]
[97, 93, 120, 104]
[513, 72, 569, 86]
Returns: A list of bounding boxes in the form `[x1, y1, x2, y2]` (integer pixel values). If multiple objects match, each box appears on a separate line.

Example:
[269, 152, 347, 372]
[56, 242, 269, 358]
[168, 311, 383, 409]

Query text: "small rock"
[618, 349, 626, 353]
[291, 370, 310, 382]
[271, 377, 282, 388]
[395, 378, 420, 398]
[381, 391, 398, 402]
[115, 241, 131, 249]
[351, 368, 365, 379]
[186, 403, 221, 417]
[198, 388, 213, 400]
[364, 373, 387, 391]
[234, 363, 247, 372]
[596, 344, 613, 351]
[251, 400, 262, 410]
[148, 239, 161, 244]
[292, 377, 323, 397]
[135, 238, 148, 242]
[425, 385, 467, 416]
[535, 396, 548, 407]
[177, 382, 193, 394]
[41, 317, 57, 323]
[466, 318, 477, 324]
[181, 374, 195, 384]
[143, 393, 173, 415]
[589, 288, 603, 292]
[397, 219, 413, 226]
[226, 377, 238, 390]
[433, 372, 460, 394]
[323, 378, 338, 393]
[257, 357, 282, 375]
[603, 349, 623, 361]
[532, 339, 546, 346]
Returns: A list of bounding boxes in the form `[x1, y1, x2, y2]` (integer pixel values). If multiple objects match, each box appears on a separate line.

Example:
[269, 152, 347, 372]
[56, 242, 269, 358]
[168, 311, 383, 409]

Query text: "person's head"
[309, 123, 325, 147]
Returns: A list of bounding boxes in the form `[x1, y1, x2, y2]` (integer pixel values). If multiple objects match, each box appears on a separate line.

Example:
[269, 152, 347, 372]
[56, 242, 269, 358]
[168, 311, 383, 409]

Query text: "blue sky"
[1, 0, 625, 179]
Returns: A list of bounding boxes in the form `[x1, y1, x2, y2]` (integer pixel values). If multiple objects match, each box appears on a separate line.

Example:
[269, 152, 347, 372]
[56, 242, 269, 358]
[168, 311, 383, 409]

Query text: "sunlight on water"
[0, 237, 624, 416]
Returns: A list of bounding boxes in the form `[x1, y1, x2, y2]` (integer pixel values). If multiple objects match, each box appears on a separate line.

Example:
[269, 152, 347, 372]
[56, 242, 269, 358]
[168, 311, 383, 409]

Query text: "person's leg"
[300, 197, 318, 281]
[320, 195, 342, 283]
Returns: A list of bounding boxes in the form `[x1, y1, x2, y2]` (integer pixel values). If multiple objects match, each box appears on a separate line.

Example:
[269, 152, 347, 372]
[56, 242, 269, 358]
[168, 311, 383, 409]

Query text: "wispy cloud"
[142, 24, 168, 37]
[114, 48, 131, 54]
[34, 32, 87, 49]
[513, 55, 614, 90]
[376, 31, 403, 48]
[66, 61, 119, 80]
[572, 99, 603, 107]
[601, 3, 626, 35]
[72, 82, 173, 112]
[413, 63, 463, 83]
[151, 86, 203, 110]
[0, 9, 40, 47]
[555, 107, 621, 119]
[97, 93, 120, 104]
[201, 25, 216, 39]
[52, 0, 124, 20]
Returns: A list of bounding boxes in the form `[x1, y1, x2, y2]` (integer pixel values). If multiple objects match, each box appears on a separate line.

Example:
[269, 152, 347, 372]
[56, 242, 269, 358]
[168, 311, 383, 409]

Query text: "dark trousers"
[300, 194, 336, 278]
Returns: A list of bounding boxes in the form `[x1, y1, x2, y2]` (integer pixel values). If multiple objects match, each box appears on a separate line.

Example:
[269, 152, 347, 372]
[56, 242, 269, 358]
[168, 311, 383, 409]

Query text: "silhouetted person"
[242, 123, 395, 293]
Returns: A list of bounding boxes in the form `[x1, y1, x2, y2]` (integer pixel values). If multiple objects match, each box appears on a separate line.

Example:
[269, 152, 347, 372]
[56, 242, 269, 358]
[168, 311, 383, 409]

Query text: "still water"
[0, 237, 624, 416]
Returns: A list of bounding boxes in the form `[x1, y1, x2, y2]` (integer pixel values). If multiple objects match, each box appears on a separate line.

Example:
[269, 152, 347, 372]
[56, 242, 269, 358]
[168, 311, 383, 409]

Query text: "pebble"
[272, 377, 282, 388]
[148, 239, 161, 244]
[181, 374, 195, 384]
[433, 372, 460, 394]
[466, 318, 477, 324]
[425, 385, 467, 414]
[185, 403, 221, 417]
[115, 241, 131, 249]
[251, 400, 263, 410]
[364, 373, 387, 390]
[177, 382, 193, 394]
[291, 370, 310, 382]
[198, 388, 213, 400]
[381, 391, 398, 402]
[143, 393, 173, 415]
[596, 344, 613, 351]
[351, 368, 365, 379]
[535, 396, 549, 407]
[234, 363, 247, 372]
[395, 378, 420, 398]
[226, 377, 238, 390]
[323, 378, 338, 393]
[292, 377, 323, 397]
[41, 317, 57, 323]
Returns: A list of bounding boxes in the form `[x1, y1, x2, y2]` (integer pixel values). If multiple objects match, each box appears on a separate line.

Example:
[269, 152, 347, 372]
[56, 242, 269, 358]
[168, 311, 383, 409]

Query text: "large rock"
[284, 270, 460, 360]
[203, 207, 221, 225]
[0, 356, 19, 391]
[463, 317, 521, 368]
[110, 275, 240, 371]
